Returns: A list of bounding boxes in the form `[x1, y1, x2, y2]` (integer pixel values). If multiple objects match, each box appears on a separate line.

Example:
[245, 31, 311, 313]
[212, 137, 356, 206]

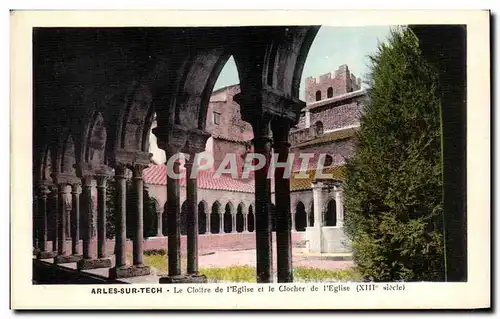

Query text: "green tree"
[343, 27, 445, 282]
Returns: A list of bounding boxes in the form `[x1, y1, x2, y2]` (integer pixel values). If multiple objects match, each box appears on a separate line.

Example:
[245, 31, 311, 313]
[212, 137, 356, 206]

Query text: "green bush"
[343, 26, 445, 282]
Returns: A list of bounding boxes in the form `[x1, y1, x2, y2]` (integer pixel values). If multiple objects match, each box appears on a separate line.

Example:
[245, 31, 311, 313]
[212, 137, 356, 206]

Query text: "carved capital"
[71, 183, 81, 194]
[95, 175, 109, 188]
[37, 185, 51, 198]
[184, 129, 211, 155]
[81, 175, 93, 188]
[234, 87, 305, 127]
[152, 124, 189, 155]
[129, 163, 148, 179]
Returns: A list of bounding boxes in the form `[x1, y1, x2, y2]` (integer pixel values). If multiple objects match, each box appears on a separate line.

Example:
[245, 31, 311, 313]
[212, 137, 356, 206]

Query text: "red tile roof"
[143, 165, 255, 193]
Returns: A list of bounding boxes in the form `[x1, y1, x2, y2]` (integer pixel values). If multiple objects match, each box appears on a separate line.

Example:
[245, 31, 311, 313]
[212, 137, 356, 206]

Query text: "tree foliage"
[343, 27, 445, 282]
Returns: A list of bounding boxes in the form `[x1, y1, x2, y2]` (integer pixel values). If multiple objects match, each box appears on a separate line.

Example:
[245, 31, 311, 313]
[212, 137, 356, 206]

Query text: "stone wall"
[305, 64, 361, 103]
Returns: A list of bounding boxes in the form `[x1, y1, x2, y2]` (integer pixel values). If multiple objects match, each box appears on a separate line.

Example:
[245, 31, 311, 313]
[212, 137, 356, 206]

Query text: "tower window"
[327, 87, 333, 98]
[213, 112, 221, 125]
[324, 155, 333, 167]
[315, 90, 322, 101]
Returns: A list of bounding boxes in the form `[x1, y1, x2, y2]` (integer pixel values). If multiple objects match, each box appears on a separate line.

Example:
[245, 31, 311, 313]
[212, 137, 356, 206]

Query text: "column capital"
[113, 162, 129, 178]
[70, 183, 81, 194]
[37, 184, 51, 198]
[183, 129, 211, 155]
[152, 124, 189, 155]
[80, 175, 93, 188]
[95, 175, 109, 188]
[129, 163, 148, 179]
[234, 86, 306, 126]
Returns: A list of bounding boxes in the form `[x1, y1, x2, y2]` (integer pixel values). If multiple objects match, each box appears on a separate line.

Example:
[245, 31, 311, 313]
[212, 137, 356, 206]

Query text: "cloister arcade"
[32, 25, 467, 283]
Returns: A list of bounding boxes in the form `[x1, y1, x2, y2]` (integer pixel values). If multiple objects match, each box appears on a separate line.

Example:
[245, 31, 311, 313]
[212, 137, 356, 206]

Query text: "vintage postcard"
[10, 9, 490, 310]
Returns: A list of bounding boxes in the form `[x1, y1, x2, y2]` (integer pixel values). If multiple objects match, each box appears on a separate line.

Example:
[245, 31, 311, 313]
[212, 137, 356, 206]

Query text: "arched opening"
[210, 201, 221, 234]
[248, 205, 255, 232]
[315, 121, 324, 136]
[324, 154, 333, 167]
[327, 87, 333, 98]
[315, 90, 321, 101]
[324, 199, 337, 226]
[224, 202, 233, 233]
[236, 203, 244, 232]
[309, 202, 315, 227]
[198, 201, 207, 234]
[295, 201, 307, 231]
[181, 201, 188, 236]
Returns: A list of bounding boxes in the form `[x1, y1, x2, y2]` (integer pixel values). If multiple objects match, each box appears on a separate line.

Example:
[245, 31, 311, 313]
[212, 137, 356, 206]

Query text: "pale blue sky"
[213, 26, 394, 100]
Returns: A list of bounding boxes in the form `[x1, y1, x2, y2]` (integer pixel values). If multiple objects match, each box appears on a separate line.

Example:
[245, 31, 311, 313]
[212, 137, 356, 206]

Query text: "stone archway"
[210, 201, 221, 234]
[324, 199, 337, 226]
[198, 201, 207, 235]
[223, 202, 233, 233]
[247, 205, 255, 232]
[295, 201, 307, 231]
[236, 203, 245, 233]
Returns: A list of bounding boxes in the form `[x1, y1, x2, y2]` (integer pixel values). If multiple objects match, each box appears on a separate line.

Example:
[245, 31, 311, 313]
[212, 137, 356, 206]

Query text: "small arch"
[324, 154, 333, 167]
[236, 203, 245, 233]
[210, 201, 221, 234]
[295, 201, 307, 231]
[314, 121, 324, 136]
[324, 199, 337, 226]
[198, 201, 207, 234]
[309, 202, 315, 227]
[247, 205, 255, 232]
[327, 87, 333, 98]
[315, 90, 322, 101]
[224, 202, 234, 233]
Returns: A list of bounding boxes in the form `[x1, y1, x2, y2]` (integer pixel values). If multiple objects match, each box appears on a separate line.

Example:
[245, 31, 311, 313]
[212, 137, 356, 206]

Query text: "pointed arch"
[224, 202, 234, 233]
[295, 201, 307, 231]
[247, 204, 255, 232]
[236, 202, 245, 233]
[324, 199, 337, 227]
[210, 201, 221, 234]
[198, 200, 208, 235]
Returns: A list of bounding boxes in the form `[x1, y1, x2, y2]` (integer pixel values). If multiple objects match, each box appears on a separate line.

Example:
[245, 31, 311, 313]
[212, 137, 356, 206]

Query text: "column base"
[54, 254, 83, 264]
[76, 257, 112, 270]
[159, 274, 208, 284]
[109, 265, 151, 279]
[36, 251, 57, 259]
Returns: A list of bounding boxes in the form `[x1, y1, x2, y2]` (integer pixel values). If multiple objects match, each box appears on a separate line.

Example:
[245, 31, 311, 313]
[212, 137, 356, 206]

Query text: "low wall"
[321, 227, 351, 253]
[43, 231, 305, 256]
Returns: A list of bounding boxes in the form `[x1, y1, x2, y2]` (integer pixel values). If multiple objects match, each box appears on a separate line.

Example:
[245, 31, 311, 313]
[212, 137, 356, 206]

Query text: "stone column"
[251, 118, 274, 283]
[272, 119, 293, 283]
[206, 212, 211, 234]
[57, 183, 67, 257]
[109, 164, 128, 277]
[334, 185, 344, 227]
[36, 185, 56, 259]
[243, 213, 248, 232]
[50, 186, 59, 253]
[96, 175, 108, 259]
[80, 176, 93, 260]
[219, 213, 223, 234]
[130, 164, 147, 267]
[71, 183, 81, 256]
[156, 211, 163, 237]
[185, 154, 200, 276]
[231, 213, 237, 233]
[309, 182, 324, 253]
[291, 212, 296, 232]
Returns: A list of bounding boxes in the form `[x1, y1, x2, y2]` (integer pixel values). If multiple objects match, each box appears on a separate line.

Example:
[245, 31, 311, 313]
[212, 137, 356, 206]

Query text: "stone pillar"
[251, 118, 274, 283]
[77, 175, 111, 270]
[309, 182, 324, 253]
[231, 213, 237, 233]
[291, 212, 296, 232]
[36, 185, 56, 259]
[71, 183, 81, 256]
[109, 164, 128, 278]
[156, 211, 163, 237]
[96, 175, 108, 259]
[130, 164, 147, 267]
[167, 155, 182, 277]
[272, 119, 293, 283]
[50, 186, 59, 253]
[80, 176, 93, 260]
[334, 185, 344, 227]
[219, 213, 223, 234]
[206, 212, 211, 234]
[185, 154, 200, 276]
[57, 183, 68, 257]
[243, 213, 248, 232]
